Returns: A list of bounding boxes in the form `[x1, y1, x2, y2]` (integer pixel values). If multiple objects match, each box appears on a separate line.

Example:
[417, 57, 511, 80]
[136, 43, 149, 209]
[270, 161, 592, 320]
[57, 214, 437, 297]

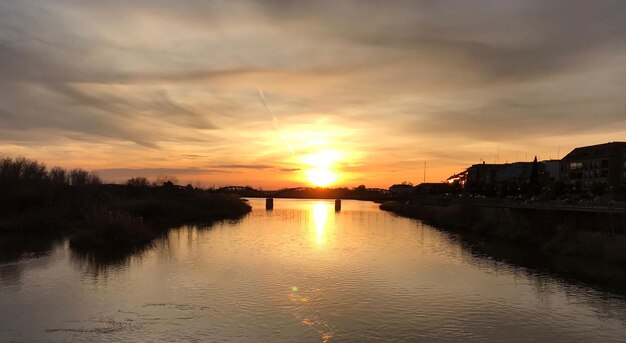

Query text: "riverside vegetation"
[0, 157, 251, 258]
[380, 200, 626, 265]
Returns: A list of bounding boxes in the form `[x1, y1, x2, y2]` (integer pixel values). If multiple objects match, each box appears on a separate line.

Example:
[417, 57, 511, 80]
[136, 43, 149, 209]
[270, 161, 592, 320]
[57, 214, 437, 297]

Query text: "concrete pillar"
[335, 199, 341, 212]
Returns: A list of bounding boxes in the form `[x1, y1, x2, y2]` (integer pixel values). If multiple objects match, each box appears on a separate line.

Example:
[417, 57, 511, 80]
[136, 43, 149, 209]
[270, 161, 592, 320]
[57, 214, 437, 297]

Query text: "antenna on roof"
[496, 146, 500, 164]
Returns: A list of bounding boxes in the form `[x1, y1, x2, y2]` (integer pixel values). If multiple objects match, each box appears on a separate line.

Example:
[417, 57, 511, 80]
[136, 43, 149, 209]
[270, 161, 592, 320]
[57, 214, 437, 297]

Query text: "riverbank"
[69, 187, 252, 251]
[1, 189, 251, 261]
[380, 200, 626, 265]
[0, 157, 252, 259]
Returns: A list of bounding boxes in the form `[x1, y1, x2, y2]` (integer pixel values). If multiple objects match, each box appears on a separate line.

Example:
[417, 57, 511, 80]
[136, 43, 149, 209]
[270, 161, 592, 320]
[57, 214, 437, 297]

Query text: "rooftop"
[562, 142, 626, 160]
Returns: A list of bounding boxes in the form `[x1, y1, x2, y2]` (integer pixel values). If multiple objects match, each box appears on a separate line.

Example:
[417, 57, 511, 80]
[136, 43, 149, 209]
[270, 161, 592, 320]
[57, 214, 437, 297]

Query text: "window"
[570, 162, 583, 170]
[601, 159, 609, 168]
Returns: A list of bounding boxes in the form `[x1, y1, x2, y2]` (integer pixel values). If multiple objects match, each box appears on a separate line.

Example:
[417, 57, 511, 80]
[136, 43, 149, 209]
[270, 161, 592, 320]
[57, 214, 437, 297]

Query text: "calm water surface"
[1, 199, 626, 342]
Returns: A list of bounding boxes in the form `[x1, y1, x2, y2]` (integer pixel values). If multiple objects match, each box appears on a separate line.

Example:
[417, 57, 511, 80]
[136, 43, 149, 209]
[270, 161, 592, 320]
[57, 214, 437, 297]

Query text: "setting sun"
[302, 150, 341, 187]
[2, 2, 625, 342]
[306, 168, 338, 187]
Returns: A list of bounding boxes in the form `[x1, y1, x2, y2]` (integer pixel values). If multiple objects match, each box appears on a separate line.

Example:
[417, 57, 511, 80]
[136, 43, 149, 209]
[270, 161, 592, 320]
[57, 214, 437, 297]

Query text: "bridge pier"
[266, 198, 274, 210]
[335, 199, 341, 212]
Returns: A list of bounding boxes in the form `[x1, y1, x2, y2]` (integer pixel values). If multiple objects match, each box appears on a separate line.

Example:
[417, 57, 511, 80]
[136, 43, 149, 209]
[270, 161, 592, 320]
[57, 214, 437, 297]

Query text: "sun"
[306, 167, 338, 187]
[302, 150, 341, 187]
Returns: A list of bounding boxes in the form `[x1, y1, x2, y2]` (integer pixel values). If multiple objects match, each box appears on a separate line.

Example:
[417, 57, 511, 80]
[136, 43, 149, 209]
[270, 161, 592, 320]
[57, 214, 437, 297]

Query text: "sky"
[1, 0, 625, 188]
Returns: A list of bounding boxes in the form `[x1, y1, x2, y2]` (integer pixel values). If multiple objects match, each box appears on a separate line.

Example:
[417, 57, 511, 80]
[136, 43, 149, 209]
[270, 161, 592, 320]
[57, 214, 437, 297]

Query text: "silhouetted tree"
[50, 167, 69, 185]
[529, 156, 539, 196]
[69, 169, 100, 187]
[126, 177, 150, 188]
[154, 176, 178, 187]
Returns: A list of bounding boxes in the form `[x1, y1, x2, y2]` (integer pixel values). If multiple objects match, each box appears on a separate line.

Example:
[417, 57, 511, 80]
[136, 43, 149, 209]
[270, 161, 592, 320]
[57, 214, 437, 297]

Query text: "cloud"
[0, 0, 625, 186]
[215, 164, 273, 170]
[95, 167, 219, 182]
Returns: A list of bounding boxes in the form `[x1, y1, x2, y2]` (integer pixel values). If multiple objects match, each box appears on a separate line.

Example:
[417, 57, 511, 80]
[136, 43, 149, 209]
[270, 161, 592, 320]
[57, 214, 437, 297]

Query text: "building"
[541, 160, 561, 183]
[446, 170, 467, 185]
[389, 183, 415, 195]
[465, 162, 500, 186]
[561, 142, 626, 191]
[464, 159, 546, 195]
[493, 162, 535, 184]
[414, 182, 453, 194]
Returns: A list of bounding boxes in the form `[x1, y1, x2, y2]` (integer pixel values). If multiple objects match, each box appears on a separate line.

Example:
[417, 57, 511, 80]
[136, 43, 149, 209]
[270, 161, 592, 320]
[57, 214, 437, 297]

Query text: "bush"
[0, 155, 252, 256]
[70, 210, 155, 250]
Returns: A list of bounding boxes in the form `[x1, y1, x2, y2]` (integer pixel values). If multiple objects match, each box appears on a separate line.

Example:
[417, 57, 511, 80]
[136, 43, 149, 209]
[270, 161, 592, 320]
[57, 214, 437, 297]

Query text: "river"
[1, 198, 625, 342]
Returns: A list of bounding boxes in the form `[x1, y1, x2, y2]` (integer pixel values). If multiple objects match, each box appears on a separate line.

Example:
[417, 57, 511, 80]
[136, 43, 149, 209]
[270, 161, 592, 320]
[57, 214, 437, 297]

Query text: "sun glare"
[302, 150, 341, 187]
[312, 202, 329, 245]
[306, 168, 338, 187]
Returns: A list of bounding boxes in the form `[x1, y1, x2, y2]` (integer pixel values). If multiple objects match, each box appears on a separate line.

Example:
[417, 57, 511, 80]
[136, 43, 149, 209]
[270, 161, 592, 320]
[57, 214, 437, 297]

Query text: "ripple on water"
[1, 199, 626, 342]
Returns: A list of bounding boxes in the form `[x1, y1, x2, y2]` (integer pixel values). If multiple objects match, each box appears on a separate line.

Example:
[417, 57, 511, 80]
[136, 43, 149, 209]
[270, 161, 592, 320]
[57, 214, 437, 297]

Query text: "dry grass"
[381, 201, 626, 265]
[69, 210, 155, 250]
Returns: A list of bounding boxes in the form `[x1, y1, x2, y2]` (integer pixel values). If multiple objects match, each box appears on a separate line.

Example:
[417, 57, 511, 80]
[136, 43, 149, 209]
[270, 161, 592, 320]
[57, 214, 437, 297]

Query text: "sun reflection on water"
[287, 202, 336, 340]
[312, 202, 330, 246]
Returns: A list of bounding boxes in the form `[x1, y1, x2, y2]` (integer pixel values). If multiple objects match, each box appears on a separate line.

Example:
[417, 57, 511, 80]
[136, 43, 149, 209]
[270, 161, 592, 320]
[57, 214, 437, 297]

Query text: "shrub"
[70, 210, 155, 250]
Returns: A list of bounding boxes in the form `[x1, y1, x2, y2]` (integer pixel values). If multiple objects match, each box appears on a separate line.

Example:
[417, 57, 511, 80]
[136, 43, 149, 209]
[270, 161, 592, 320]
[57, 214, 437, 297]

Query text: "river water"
[1, 198, 625, 342]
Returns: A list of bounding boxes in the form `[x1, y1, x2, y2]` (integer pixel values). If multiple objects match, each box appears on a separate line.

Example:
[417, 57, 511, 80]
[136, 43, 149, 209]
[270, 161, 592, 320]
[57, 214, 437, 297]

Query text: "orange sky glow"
[1, 1, 625, 189]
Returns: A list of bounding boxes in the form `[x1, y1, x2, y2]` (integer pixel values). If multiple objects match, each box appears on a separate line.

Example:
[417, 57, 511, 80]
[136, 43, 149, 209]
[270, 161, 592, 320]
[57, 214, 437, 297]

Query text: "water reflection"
[311, 202, 330, 246]
[0, 233, 60, 286]
[1, 199, 626, 342]
[70, 245, 153, 278]
[0, 233, 59, 264]
[69, 222, 237, 277]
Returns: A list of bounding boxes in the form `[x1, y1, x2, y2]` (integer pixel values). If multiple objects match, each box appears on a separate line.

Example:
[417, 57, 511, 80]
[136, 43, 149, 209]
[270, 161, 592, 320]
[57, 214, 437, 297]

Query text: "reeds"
[0, 156, 251, 253]
[70, 210, 154, 250]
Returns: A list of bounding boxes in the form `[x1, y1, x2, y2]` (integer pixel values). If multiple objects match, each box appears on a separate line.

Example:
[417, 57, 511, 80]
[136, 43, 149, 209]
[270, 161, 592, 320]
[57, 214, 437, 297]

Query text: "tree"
[529, 156, 539, 196]
[50, 167, 69, 185]
[69, 169, 100, 187]
[154, 175, 178, 186]
[126, 177, 150, 188]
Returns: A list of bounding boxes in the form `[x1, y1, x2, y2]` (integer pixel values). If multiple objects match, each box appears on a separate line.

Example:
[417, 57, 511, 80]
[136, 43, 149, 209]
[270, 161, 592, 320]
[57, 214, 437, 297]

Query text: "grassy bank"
[0, 157, 251, 256]
[380, 200, 626, 264]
